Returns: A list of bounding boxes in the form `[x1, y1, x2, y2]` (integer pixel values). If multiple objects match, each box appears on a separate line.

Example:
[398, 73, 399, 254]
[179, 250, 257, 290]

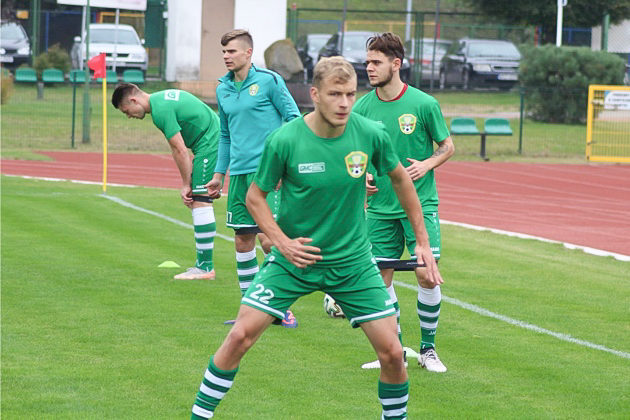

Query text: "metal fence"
[286, 7, 537, 87]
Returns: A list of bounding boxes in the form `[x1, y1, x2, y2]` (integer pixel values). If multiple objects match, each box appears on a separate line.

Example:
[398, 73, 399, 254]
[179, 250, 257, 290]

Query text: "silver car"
[404, 38, 452, 84]
[71, 23, 148, 74]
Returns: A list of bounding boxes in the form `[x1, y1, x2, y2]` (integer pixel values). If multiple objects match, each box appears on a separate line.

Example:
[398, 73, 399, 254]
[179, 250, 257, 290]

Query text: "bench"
[96, 69, 119, 84]
[42, 68, 65, 84]
[14, 67, 38, 83]
[450, 117, 513, 160]
[122, 69, 144, 84]
[69, 69, 87, 84]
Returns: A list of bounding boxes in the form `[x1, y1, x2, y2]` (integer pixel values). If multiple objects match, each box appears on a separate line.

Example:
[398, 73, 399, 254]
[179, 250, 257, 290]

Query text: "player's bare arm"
[168, 132, 194, 208]
[204, 172, 225, 199]
[246, 182, 322, 268]
[405, 136, 455, 181]
[388, 163, 443, 286]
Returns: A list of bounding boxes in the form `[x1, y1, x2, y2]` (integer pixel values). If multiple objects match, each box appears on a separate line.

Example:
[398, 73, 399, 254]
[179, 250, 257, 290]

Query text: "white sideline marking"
[101, 194, 235, 243]
[394, 281, 630, 360]
[101, 194, 630, 361]
[9, 175, 629, 262]
[441, 219, 630, 262]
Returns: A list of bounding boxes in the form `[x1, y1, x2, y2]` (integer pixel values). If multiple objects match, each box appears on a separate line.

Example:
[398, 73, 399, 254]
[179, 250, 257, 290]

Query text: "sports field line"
[100, 193, 630, 360]
[393, 281, 630, 360]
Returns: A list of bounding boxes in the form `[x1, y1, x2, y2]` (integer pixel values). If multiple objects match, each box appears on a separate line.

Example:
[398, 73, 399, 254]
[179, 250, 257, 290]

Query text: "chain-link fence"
[287, 7, 537, 87]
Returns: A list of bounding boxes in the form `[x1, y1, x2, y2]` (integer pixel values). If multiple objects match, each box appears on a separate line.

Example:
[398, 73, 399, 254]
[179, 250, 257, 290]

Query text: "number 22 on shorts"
[250, 284, 274, 304]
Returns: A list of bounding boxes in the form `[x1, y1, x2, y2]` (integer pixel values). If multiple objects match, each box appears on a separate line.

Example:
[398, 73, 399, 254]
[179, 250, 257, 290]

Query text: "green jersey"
[353, 84, 449, 218]
[254, 113, 400, 267]
[149, 89, 220, 156]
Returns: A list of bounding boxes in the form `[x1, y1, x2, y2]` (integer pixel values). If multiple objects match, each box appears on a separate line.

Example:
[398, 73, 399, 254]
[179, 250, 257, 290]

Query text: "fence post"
[287, 4, 298, 45]
[519, 86, 525, 154]
[412, 12, 424, 88]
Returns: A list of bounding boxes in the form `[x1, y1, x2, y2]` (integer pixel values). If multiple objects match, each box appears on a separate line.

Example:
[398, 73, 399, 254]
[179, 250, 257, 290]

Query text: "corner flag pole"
[102, 72, 108, 193]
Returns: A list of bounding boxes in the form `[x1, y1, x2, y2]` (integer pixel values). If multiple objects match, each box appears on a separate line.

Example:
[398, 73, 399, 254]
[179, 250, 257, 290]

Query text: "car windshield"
[90, 28, 139, 45]
[308, 37, 328, 54]
[468, 42, 520, 58]
[342, 34, 369, 52]
[1, 23, 26, 41]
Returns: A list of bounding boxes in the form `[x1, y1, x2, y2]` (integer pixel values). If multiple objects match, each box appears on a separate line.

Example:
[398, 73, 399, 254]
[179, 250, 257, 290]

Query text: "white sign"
[57, 0, 147, 11]
[604, 90, 630, 110]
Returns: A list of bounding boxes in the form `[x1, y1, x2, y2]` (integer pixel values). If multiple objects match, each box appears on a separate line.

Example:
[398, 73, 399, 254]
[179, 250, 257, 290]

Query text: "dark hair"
[221, 29, 253, 48]
[111, 83, 139, 108]
[366, 32, 405, 62]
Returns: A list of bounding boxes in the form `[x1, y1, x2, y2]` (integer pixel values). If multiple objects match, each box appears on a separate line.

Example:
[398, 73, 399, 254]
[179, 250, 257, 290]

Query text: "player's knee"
[416, 268, 436, 288]
[377, 341, 404, 368]
[225, 325, 256, 353]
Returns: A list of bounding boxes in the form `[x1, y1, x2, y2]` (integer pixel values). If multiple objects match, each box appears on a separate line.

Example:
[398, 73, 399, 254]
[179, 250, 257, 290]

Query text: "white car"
[71, 23, 148, 74]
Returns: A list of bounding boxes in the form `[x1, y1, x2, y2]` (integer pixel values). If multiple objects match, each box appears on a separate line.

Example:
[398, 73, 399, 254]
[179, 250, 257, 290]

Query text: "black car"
[296, 33, 331, 81]
[439, 38, 521, 90]
[318, 31, 411, 84]
[1, 21, 31, 70]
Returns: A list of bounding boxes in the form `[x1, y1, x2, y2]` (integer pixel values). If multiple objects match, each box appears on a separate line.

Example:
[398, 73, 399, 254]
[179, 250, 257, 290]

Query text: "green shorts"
[191, 151, 217, 195]
[367, 212, 441, 261]
[242, 254, 395, 327]
[227, 173, 280, 230]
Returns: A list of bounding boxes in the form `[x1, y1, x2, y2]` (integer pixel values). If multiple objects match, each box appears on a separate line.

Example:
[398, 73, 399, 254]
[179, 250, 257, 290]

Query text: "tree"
[463, 0, 630, 43]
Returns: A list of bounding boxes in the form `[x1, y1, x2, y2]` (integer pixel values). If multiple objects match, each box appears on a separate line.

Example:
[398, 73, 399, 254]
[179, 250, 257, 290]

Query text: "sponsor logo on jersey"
[298, 162, 326, 173]
[344, 151, 368, 178]
[164, 90, 180, 101]
[249, 84, 259, 96]
[398, 113, 417, 134]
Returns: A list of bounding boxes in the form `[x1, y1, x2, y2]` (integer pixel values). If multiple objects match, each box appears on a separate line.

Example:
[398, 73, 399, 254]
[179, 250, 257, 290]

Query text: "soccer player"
[353, 33, 455, 373]
[190, 56, 442, 420]
[205, 30, 300, 327]
[112, 83, 219, 280]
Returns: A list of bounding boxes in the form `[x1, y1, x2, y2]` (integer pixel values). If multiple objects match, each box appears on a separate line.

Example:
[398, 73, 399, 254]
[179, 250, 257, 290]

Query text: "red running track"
[3, 151, 630, 257]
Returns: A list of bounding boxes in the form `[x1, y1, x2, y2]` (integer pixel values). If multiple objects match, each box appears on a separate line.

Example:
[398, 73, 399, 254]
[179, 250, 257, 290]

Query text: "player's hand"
[181, 185, 193, 208]
[204, 176, 222, 199]
[366, 173, 378, 196]
[278, 237, 322, 268]
[405, 158, 431, 181]
[414, 244, 443, 287]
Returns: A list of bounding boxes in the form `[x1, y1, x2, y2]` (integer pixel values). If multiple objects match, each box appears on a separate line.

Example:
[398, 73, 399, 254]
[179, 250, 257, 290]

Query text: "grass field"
[1, 84, 588, 163]
[2, 176, 629, 419]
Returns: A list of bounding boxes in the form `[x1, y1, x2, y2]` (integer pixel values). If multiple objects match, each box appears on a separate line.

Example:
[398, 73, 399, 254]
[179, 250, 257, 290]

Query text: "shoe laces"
[424, 348, 439, 361]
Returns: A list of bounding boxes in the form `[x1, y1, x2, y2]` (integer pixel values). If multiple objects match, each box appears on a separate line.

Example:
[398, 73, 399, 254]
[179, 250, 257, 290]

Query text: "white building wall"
[234, 0, 287, 68]
[591, 20, 630, 53]
[165, 0, 202, 81]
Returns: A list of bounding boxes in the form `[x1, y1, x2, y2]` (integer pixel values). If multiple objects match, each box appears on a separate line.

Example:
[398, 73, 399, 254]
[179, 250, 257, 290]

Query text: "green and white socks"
[417, 285, 441, 350]
[236, 249, 258, 296]
[379, 380, 409, 419]
[192, 206, 215, 272]
[191, 357, 238, 419]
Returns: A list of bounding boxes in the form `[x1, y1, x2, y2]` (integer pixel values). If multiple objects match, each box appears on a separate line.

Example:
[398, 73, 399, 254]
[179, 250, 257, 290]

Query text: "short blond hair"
[312, 56, 356, 88]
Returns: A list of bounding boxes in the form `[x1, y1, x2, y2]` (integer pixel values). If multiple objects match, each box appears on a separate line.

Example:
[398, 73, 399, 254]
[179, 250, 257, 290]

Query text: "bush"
[1, 67, 14, 104]
[519, 45, 625, 123]
[33, 43, 71, 78]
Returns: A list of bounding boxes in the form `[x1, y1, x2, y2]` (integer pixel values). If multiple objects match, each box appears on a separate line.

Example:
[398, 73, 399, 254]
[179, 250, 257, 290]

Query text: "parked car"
[296, 33, 331, 80]
[404, 38, 452, 84]
[317, 31, 411, 83]
[439, 38, 521, 90]
[0, 20, 31, 70]
[71, 23, 148, 74]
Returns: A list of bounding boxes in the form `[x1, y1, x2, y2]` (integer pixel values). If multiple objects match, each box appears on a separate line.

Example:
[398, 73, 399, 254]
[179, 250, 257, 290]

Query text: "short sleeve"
[371, 126, 400, 176]
[423, 99, 450, 143]
[254, 131, 285, 192]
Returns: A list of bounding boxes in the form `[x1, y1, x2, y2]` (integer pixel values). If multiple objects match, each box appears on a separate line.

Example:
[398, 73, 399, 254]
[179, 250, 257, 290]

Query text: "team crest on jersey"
[249, 84, 259, 96]
[164, 90, 180, 101]
[398, 113, 417, 134]
[344, 151, 368, 178]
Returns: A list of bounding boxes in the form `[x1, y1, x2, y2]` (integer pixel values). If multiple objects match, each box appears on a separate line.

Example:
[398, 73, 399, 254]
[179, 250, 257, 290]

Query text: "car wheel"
[439, 71, 446, 90]
[462, 70, 470, 90]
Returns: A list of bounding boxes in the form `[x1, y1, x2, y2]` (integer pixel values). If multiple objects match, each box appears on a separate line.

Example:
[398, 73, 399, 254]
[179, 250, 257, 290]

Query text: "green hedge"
[519, 45, 625, 123]
[33, 44, 71, 78]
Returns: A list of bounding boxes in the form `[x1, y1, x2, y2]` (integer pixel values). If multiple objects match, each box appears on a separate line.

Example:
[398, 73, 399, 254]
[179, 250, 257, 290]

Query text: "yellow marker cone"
[158, 261, 181, 268]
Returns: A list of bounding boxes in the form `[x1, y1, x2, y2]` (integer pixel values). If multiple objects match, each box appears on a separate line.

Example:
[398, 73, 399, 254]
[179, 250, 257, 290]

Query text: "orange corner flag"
[88, 53, 106, 79]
